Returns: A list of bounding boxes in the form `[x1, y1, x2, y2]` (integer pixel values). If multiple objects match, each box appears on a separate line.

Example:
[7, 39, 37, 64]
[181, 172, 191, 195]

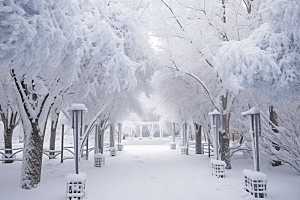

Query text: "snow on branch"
[215, 0, 300, 99]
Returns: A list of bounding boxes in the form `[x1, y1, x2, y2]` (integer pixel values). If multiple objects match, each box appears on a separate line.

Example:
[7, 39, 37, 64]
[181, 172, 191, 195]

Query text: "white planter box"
[243, 169, 267, 199]
[210, 159, 225, 178]
[170, 142, 176, 150]
[94, 153, 105, 167]
[66, 172, 86, 200]
[181, 146, 188, 155]
[110, 147, 116, 156]
[117, 143, 124, 151]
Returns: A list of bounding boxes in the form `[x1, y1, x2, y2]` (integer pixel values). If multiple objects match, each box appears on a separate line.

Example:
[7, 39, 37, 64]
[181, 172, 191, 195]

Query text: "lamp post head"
[209, 109, 220, 126]
[68, 103, 88, 128]
[208, 109, 220, 116]
[68, 103, 88, 113]
[242, 107, 260, 117]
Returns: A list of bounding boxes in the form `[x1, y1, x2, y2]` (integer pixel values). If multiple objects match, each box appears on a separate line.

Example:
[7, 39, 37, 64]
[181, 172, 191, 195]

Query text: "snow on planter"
[66, 172, 87, 200]
[170, 142, 176, 150]
[181, 146, 188, 155]
[210, 159, 225, 178]
[110, 147, 116, 156]
[94, 153, 105, 167]
[117, 143, 124, 151]
[243, 169, 267, 199]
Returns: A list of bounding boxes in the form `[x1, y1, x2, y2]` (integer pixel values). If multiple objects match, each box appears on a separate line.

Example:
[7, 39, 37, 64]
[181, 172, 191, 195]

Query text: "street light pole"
[68, 104, 88, 174]
[242, 107, 261, 171]
[209, 110, 220, 160]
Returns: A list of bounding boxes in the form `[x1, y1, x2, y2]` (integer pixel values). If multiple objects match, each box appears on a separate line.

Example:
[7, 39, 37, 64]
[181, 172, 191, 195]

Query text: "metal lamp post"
[68, 104, 87, 174]
[242, 107, 261, 171]
[94, 124, 99, 154]
[209, 110, 220, 160]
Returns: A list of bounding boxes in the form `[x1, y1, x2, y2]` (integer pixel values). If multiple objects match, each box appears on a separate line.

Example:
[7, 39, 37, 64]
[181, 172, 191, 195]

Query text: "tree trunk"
[269, 106, 281, 166]
[49, 113, 59, 157]
[4, 128, 13, 163]
[11, 69, 53, 189]
[220, 94, 232, 169]
[110, 124, 115, 147]
[99, 131, 104, 154]
[172, 122, 175, 142]
[99, 126, 104, 154]
[97, 120, 106, 154]
[182, 123, 187, 146]
[20, 122, 45, 189]
[195, 124, 202, 154]
[1, 110, 18, 163]
[117, 123, 122, 144]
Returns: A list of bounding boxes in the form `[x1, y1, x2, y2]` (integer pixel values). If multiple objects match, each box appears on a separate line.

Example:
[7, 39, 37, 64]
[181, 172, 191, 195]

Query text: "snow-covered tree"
[0, 73, 19, 163]
[140, 0, 263, 168]
[0, 0, 151, 189]
[74, 1, 155, 148]
[215, 0, 300, 99]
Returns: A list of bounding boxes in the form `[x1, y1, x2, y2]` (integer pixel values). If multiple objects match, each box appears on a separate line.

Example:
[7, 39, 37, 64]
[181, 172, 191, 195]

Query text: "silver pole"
[75, 111, 79, 174]
[255, 114, 260, 171]
[215, 116, 219, 160]
[94, 124, 98, 154]
[60, 124, 64, 163]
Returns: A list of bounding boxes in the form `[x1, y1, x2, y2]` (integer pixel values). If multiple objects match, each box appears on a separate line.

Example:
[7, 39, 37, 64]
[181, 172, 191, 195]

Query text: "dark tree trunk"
[269, 106, 281, 166]
[20, 122, 45, 189]
[195, 123, 202, 154]
[1, 108, 18, 163]
[4, 128, 13, 163]
[96, 120, 107, 154]
[243, 0, 253, 14]
[100, 130, 104, 154]
[99, 126, 104, 154]
[11, 69, 53, 189]
[49, 113, 59, 157]
[220, 95, 232, 169]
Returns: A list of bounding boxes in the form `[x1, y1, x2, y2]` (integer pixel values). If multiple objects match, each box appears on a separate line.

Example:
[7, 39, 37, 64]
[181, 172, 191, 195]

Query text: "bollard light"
[209, 110, 220, 160]
[242, 107, 261, 171]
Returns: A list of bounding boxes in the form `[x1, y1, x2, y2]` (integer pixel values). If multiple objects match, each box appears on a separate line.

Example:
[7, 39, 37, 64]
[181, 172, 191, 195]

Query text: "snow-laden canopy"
[0, 0, 141, 95]
[215, 0, 300, 98]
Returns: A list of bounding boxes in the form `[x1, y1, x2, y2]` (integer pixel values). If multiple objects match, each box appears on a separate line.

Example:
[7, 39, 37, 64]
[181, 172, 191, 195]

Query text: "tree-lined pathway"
[2, 142, 298, 200]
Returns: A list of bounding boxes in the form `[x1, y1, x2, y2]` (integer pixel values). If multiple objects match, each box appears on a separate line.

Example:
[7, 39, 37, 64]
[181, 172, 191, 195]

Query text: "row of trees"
[0, 0, 154, 189]
[1, 0, 299, 191]
[141, 0, 300, 172]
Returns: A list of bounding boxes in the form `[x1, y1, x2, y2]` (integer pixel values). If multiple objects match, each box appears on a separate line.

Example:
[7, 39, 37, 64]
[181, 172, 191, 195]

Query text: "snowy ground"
[0, 139, 299, 200]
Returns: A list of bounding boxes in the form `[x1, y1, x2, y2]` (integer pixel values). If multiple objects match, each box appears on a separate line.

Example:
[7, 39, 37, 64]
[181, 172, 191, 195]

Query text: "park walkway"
[86, 143, 244, 200]
[0, 141, 298, 200]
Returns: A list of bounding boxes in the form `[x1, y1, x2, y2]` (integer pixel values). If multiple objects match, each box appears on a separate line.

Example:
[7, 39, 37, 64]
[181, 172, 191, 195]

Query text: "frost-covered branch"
[163, 65, 218, 110]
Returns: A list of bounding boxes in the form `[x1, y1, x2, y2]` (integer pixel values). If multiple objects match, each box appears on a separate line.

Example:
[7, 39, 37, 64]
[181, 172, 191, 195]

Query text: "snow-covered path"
[0, 141, 299, 200]
[89, 144, 242, 200]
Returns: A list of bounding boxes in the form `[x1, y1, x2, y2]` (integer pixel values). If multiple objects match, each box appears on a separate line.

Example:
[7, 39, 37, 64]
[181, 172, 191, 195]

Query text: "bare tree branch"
[163, 65, 218, 110]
